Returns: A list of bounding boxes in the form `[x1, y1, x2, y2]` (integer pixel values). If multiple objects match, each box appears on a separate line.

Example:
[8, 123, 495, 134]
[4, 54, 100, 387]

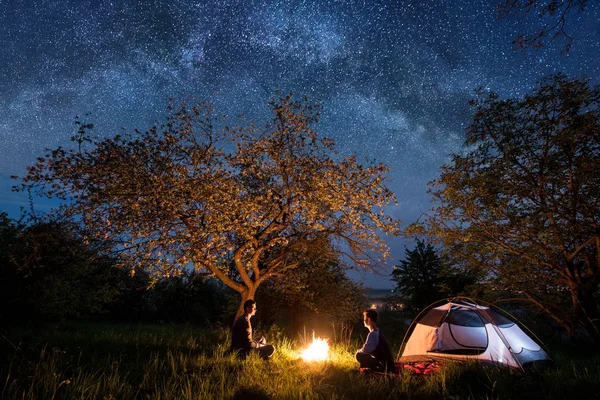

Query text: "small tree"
[389, 240, 481, 317]
[391, 240, 445, 317]
[411, 74, 600, 341]
[16, 94, 401, 318]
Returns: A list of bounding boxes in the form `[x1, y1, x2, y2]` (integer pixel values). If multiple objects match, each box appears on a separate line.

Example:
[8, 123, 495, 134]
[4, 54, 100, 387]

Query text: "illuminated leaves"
[414, 74, 600, 338]
[16, 93, 401, 315]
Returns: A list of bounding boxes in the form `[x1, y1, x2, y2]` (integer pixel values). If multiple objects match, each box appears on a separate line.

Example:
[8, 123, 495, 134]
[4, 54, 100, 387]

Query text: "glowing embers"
[300, 336, 330, 361]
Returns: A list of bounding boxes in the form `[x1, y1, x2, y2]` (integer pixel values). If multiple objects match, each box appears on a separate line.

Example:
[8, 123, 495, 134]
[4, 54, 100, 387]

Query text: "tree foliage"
[391, 241, 444, 317]
[255, 238, 367, 334]
[16, 94, 400, 317]
[0, 213, 120, 323]
[390, 240, 482, 317]
[496, 0, 588, 53]
[108, 268, 230, 325]
[410, 74, 600, 340]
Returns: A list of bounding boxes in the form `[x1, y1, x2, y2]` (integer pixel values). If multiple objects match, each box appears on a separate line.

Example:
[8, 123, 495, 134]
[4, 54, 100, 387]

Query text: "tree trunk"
[235, 285, 257, 320]
[570, 282, 600, 343]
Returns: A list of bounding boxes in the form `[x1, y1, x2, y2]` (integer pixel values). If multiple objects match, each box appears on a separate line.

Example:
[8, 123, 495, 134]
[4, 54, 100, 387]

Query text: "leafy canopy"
[17, 94, 401, 316]
[410, 74, 600, 340]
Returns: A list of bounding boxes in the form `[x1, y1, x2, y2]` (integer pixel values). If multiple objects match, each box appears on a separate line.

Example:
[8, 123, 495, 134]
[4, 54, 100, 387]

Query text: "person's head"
[363, 309, 378, 328]
[244, 299, 257, 317]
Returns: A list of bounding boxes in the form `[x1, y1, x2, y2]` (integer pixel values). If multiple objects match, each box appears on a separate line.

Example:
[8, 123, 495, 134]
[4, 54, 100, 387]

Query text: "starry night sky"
[1, 0, 599, 287]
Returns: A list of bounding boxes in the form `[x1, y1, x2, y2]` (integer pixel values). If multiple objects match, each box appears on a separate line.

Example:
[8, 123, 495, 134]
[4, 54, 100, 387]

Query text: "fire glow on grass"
[300, 336, 330, 361]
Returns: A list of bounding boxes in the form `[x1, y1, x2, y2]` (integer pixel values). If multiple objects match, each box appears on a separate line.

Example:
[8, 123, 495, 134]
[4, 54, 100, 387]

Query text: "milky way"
[1, 0, 599, 286]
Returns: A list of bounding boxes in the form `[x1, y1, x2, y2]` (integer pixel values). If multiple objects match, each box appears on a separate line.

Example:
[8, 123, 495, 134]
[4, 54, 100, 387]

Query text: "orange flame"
[300, 335, 329, 361]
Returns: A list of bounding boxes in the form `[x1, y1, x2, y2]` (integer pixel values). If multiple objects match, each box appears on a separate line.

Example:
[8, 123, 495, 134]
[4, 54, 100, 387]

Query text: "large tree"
[16, 94, 400, 318]
[410, 74, 600, 341]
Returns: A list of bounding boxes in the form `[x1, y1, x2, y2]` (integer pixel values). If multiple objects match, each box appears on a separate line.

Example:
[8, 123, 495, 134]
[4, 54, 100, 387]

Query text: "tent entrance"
[433, 308, 489, 355]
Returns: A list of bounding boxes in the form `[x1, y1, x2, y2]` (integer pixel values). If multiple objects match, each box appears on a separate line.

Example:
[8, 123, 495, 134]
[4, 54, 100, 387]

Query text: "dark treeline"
[0, 211, 228, 326]
[0, 211, 366, 332]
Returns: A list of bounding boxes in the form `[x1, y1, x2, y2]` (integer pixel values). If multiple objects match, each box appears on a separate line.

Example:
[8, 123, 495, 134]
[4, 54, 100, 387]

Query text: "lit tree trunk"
[235, 285, 257, 320]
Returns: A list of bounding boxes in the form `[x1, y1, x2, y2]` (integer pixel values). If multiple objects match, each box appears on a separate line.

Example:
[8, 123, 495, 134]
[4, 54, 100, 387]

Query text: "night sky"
[1, 0, 599, 288]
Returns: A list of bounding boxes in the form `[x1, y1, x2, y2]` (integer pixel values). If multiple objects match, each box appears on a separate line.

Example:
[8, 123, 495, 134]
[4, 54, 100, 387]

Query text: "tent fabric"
[399, 298, 552, 370]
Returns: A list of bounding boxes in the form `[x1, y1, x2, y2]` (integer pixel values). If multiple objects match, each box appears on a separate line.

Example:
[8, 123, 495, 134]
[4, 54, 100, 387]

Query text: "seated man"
[230, 299, 275, 360]
[356, 309, 395, 373]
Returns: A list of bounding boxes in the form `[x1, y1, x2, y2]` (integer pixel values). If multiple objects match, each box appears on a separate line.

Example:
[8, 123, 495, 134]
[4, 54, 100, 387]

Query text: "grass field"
[1, 322, 599, 399]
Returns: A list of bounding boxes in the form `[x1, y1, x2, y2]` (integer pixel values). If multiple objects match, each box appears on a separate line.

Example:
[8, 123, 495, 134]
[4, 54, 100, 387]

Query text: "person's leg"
[256, 344, 275, 360]
[371, 358, 386, 372]
[356, 352, 379, 369]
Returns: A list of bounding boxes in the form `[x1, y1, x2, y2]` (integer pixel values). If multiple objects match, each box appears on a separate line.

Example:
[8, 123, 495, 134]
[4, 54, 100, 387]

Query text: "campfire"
[300, 334, 330, 361]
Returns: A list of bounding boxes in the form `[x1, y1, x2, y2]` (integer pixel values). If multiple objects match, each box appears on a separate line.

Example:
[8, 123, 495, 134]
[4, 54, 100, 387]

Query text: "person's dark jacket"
[373, 331, 395, 373]
[230, 314, 258, 357]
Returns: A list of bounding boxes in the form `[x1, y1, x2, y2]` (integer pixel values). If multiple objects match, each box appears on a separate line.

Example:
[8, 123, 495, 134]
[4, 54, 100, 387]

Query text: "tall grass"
[1, 323, 598, 399]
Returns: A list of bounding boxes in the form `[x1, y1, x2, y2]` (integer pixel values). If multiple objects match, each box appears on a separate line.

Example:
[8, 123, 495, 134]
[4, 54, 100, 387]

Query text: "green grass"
[1, 323, 599, 399]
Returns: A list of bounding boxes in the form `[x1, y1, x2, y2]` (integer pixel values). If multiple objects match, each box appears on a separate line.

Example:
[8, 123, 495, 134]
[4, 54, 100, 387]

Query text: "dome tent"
[398, 297, 552, 370]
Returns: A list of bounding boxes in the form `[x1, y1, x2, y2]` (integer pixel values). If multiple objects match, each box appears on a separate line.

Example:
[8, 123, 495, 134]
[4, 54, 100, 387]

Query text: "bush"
[255, 259, 368, 337]
[0, 213, 121, 324]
